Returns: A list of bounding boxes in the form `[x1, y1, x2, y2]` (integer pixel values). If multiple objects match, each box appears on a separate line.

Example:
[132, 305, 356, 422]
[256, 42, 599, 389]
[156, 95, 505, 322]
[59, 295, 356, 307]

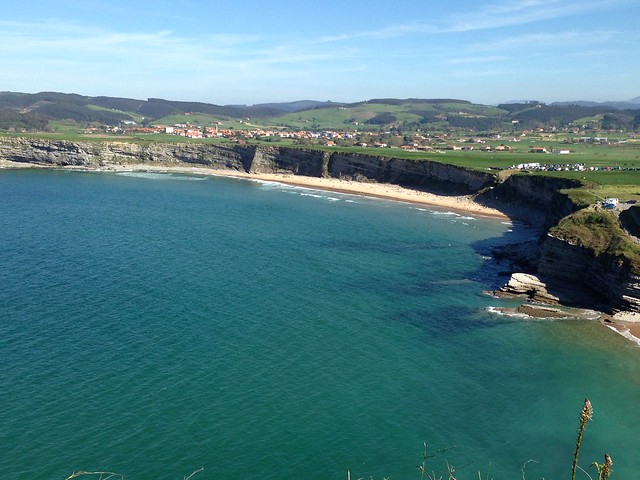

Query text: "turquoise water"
[1, 169, 639, 480]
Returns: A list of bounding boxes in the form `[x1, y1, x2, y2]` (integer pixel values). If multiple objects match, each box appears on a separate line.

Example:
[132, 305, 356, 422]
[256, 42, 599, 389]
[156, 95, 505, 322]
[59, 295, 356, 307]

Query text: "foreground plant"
[592, 454, 613, 480]
[571, 398, 593, 480]
[570, 398, 614, 480]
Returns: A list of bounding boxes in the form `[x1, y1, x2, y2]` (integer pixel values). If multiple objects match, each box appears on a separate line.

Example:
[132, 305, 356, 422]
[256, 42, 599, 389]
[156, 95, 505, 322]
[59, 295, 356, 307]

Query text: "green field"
[261, 100, 508, 131]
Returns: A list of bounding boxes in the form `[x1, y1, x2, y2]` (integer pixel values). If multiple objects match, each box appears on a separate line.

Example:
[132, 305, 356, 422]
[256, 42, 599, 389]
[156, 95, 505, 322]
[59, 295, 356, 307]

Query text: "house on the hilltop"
[529, 146, 548, 153]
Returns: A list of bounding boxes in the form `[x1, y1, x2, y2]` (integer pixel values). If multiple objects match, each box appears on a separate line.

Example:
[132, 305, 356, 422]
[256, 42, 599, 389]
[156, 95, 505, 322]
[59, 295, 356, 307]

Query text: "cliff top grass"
[550, 209, 640, 272]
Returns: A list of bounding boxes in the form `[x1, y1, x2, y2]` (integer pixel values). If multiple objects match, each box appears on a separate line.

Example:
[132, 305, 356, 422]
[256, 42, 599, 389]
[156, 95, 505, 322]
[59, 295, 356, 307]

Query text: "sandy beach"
[212, 169, 509, 218]
[115, 163, 510, 218]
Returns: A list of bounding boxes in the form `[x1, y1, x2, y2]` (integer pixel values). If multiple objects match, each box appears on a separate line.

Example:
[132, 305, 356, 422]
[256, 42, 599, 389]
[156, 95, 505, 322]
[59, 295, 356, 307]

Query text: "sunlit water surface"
[1, 169, 639, 480]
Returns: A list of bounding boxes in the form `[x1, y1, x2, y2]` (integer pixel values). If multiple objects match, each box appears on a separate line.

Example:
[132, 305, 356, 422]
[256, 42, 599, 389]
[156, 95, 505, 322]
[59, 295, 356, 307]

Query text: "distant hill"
[0, 91, 638, 133]
[0, 92, 284, 127]
[552, 97, 640, 110]
[250, 100, 343, 112]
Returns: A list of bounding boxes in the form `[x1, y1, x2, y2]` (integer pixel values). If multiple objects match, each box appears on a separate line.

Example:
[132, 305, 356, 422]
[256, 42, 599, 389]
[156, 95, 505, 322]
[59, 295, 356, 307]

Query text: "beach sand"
[114, 164, 509, 219]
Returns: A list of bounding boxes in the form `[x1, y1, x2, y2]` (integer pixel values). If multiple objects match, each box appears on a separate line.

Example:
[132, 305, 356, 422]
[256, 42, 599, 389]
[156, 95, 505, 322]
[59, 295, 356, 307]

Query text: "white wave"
[605, 325, 640, 347]
[485, 306, 532, 319]
[246, 178, 293, 189]
[116, 172, 205, 181]
[430, 210, 461, 217]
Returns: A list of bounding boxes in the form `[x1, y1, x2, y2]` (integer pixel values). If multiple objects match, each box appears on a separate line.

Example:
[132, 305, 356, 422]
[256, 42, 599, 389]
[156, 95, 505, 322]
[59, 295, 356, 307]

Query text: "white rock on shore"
[497, 272, 560, 303]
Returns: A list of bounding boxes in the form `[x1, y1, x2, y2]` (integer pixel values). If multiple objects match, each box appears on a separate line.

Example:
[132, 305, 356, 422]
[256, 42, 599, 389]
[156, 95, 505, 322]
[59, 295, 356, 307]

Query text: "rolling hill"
[0, 91, 639, 133]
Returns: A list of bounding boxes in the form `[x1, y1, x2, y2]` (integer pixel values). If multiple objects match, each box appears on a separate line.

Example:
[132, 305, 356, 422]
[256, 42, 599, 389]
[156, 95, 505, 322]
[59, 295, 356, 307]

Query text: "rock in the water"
[496, 272, 560, 304]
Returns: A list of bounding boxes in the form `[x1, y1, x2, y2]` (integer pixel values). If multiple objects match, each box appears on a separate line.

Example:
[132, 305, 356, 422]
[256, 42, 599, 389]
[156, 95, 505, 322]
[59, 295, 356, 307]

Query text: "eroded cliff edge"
[0, 137, 494, 193]
[2, 136, 639, 316]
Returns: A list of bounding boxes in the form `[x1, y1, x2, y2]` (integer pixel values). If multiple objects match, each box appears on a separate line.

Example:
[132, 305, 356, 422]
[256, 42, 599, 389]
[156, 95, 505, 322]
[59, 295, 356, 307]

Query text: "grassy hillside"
[550, 209, 640, 272]
[262, 99, 510, 131]
[4, 91, 638, 134]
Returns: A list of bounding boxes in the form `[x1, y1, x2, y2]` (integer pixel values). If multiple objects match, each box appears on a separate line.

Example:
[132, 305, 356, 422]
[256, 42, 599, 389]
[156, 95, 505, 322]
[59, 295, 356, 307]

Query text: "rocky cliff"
[0, 137, 492, 193]
[478, 173, 584, 228]
[0, 137, 255, 171]
[498, 233, 640, 315]
[326, 152, 494, 193]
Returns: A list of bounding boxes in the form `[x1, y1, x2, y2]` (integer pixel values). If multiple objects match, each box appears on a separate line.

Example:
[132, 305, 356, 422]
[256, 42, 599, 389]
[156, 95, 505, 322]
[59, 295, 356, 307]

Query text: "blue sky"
[1, 0, 638, 105]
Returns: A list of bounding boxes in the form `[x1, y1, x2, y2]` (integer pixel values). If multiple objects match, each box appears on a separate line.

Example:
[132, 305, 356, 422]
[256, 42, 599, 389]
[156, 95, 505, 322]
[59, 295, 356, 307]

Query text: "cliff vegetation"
[550, 209, 640, 273]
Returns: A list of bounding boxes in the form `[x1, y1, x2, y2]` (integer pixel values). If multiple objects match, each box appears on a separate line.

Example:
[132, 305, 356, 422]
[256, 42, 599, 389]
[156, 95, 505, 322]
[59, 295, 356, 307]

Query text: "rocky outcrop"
[496, 273, 562, 303]
[495, 270, 607, 308]
[481, 172, 640, 314]
[541, 235, 640, 313]
[496, 233, 640, 313]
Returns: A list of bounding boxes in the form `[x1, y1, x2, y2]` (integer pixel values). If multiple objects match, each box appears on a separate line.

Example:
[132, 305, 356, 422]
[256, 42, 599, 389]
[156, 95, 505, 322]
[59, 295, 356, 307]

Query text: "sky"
[1, 0, 639, 106]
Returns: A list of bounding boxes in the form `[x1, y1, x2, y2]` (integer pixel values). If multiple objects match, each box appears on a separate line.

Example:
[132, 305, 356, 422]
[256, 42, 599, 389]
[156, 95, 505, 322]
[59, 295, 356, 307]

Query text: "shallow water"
[1, 169, 639, 480]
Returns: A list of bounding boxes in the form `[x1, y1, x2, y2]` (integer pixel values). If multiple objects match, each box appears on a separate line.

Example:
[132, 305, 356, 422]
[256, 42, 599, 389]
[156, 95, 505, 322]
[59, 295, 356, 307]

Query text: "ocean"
[1, 169, 639, 480]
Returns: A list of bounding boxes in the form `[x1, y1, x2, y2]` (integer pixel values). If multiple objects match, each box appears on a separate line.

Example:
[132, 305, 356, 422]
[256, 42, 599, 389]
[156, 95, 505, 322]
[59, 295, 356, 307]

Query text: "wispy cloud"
[319, 23, 437, 43]
[467, 30, 621, 52]
[442, 0, 608, 32]
[445, 55, 508, 65]
[318, 0, 628, 43]
[0, 19, 360, 101]
[0, 20, 259, 57]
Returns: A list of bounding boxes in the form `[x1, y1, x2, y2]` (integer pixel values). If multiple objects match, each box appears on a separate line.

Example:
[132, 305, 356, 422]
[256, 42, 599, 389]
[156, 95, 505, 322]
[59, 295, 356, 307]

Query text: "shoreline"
[0, 159, 509, 218]
[207, 169, 509, 219]
[3, 159, 639, 346]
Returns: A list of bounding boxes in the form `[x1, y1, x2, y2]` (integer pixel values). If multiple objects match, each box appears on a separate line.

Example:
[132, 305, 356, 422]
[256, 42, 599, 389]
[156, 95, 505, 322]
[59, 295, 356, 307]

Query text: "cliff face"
[250, 146, 329, 177]
[479, 174, 584, 228]
[0, 137, 492, 193]
[620, 205, 640, 238]
[0, 137, 255, 171]
[537, 235, 640, 313]
[327, 152, 494, 193]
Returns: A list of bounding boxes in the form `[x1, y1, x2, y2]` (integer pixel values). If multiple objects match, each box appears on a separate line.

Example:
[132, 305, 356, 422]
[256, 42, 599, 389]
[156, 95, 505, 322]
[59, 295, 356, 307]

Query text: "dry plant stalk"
[571, 398, 593, 480]
[592, 453, 613, 480]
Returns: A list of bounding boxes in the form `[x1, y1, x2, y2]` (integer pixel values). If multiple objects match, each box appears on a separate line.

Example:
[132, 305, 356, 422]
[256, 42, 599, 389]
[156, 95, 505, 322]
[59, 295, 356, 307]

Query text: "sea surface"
[1, 169, 639, 480]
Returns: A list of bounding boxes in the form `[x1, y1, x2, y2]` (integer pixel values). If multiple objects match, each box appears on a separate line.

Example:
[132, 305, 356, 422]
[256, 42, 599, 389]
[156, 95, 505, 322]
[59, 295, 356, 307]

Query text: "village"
[99, 121, 629, 153]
